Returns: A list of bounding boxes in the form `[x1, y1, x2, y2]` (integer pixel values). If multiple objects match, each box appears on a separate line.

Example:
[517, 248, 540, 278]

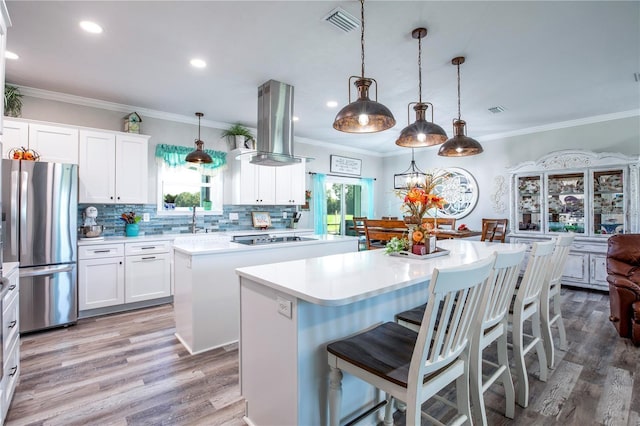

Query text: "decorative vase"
[403, 215, 422, 225]
[125, 223, 139, 237]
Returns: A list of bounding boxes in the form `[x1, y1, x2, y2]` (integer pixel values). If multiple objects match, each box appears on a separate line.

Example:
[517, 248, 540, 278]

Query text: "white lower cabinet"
[1, 264, 20, 423]
[125, 253, 171, 303]
[78, 240, 172, 316]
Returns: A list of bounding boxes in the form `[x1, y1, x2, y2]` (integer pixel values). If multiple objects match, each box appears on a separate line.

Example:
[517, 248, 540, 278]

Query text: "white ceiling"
[5, 1, 640, 155]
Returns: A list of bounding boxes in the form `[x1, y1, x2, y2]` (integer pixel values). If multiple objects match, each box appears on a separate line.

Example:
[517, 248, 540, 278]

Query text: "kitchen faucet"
[190, 205, 198, 234]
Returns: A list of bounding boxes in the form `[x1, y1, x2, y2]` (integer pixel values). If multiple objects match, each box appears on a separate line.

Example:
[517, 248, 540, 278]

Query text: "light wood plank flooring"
[5, 287, 639, 425]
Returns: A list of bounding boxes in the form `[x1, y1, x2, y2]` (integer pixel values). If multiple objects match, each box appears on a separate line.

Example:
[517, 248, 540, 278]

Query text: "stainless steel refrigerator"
[1, 159, 78, 333]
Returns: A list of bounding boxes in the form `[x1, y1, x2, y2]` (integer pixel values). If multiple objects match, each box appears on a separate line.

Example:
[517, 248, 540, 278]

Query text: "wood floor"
[5, 287, 639, 425]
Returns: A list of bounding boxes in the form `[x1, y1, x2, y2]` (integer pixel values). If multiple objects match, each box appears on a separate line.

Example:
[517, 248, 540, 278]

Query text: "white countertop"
[172, 234, 357, 256]
[235, 239, 527, 306]
[77, 228, 314, 246]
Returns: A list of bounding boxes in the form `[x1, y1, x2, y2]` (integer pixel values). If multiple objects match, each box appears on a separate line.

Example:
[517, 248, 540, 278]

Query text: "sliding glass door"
[325, 180, 363, 236]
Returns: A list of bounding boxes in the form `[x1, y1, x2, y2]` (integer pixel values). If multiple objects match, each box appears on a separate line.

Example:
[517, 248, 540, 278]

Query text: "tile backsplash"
[78, 204, 299, 237]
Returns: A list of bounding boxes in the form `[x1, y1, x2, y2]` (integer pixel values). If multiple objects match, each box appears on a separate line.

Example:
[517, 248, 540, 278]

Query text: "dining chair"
[327, 255, 496, 426]
[422, 216, 457, 230]
[510, 240, 555, 408]
[481, 218, 508, 243]
[540, 234, 575, 369]
[363, 219, 407, 250]
[395, 248, 527, 425]
[351, 216, 368, 251]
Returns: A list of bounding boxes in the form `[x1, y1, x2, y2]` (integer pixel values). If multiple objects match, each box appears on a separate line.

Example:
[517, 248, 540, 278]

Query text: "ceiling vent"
[488, 106, 506, 114]
[634, 72, 640, 82]
[323, 7, 360, 33]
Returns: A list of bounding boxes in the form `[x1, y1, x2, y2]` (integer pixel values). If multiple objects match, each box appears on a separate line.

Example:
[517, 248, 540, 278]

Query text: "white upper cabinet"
[226, 149, 305, 205]
[3, 120, 79, 164]
[79, 130, 149, 204]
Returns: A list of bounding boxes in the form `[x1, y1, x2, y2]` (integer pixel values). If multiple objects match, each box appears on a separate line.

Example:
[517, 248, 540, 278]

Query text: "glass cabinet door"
[593, 169, 624, 235]
[547, 172, 585, 234]
[517, 175, 542, 232]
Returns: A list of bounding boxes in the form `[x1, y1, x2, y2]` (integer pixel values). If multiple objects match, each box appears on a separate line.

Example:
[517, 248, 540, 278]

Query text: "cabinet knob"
[117, 197, 121, 200]
[110, 196, 114, 200]
[119, 261, 123, 265]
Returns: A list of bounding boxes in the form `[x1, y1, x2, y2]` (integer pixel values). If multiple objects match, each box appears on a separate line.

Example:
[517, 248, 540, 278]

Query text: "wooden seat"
[351, 216, 368, 251]
[541, 234, 575, 369]
[481, 218, 508, 243]
[363, 219, 407, 250]
[327, 255, 496, 426]
[422, 217, 456, 230]
[509, 240, 555, 408]
[396, 248, 527, 425]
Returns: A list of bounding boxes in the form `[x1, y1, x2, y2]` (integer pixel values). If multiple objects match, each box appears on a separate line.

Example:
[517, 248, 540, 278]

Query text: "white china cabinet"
[508, 150, 639, 291]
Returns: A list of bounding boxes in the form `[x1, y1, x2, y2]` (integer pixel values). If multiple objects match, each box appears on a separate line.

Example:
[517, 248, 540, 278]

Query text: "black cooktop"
[232, 235, 315, 246]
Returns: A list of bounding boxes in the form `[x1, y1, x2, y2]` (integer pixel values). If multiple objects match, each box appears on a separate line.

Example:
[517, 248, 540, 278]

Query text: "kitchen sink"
[231, 235, 315, 246]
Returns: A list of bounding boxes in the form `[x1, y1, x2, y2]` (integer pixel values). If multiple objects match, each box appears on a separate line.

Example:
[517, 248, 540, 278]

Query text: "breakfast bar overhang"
[235, 239, 527, 426]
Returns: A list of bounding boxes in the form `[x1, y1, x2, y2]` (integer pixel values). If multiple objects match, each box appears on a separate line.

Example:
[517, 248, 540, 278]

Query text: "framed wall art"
[330, 155, 362, 176]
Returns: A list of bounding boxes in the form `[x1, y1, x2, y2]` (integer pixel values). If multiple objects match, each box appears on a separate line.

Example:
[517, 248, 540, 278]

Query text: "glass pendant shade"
[394, 149, 427, 189]
[438, 119, 484, 157]
[333, 0, 395, 134]
[395, 102, 447, 147]
[185, 112, 213, 164]
[438, 56, 483, 157]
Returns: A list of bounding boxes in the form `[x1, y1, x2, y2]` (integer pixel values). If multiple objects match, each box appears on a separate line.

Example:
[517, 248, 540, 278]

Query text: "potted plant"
[4, 84, 23, 118]
[221, 124, 255, 150]
[120, 211, 142, 237]
[164, 194, 177, 210]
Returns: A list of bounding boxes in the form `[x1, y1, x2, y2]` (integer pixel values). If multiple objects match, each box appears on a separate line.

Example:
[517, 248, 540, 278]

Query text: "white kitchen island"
[172, 234, 358, 354]
[235, 239, 527, 426]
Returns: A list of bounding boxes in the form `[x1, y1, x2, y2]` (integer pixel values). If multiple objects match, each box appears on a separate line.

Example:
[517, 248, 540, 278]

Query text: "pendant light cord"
[360, 0, 365, 78]
[418, 34, 422, 104]
[457, 62, 461, 120]
[198, 115, 201, 140]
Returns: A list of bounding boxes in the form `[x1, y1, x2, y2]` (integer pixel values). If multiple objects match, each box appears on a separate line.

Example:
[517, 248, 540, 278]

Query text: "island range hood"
[251, 80, 305, 166]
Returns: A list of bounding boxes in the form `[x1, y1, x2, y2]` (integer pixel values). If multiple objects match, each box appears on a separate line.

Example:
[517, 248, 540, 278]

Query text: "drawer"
[79, 244, 125, 260]
[125, 240, 171, 255]
[2, 336, 19, 417]
[3, 293, 19, 355]
[2, 271, 19, 309]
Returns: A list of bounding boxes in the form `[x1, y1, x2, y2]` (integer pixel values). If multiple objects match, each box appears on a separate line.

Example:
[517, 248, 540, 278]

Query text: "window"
[154, 143, 227, 215]
[157, 165, 223, 214]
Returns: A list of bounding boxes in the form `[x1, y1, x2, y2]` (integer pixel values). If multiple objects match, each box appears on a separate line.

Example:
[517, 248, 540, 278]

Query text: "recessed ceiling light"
[292, 116, 299, 122]
[79, 21, 103, 34]
[326, 101, 338, 108]
[5, 51, 18, 60]
[190, 58, 206, 68]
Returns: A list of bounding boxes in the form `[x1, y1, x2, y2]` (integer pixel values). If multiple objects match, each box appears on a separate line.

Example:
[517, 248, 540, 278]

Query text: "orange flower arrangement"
[396, 172, 448, 225]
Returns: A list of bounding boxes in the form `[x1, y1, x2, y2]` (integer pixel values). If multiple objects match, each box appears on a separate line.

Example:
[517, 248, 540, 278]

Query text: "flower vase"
[125, 223, 139, 237]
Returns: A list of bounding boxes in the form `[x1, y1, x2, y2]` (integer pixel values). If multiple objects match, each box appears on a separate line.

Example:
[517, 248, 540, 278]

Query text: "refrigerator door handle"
[10, 170, 19, 256]
[20, 170, 29, 255]
[20, 264, 75, 278]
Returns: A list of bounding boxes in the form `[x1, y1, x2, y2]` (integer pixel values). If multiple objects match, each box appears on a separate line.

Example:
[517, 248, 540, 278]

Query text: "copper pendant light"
[185, 112, 213, 164]
[333, 0, 395, 133]
[395, 27, 447, 148]
[394, 148, 427, 189]
[438, 57, 483, 157]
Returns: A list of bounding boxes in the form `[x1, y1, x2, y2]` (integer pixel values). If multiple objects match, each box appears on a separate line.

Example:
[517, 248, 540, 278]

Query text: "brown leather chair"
[606, 234, 640, 346]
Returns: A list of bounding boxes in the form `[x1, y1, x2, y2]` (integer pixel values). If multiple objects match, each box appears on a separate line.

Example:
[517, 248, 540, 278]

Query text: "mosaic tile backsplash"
[78, 204, 299, 237]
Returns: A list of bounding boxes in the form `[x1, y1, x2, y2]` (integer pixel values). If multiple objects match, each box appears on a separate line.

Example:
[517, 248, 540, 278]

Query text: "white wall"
[382, 115, 640, 230]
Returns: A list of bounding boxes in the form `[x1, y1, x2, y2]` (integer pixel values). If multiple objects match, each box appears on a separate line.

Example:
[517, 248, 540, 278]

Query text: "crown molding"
[16, 85, 232, 129]
[476, 109, 640, 142]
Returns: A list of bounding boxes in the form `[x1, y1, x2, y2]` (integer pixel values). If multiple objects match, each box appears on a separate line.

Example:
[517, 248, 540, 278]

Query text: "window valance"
[155, 144, 226, 176]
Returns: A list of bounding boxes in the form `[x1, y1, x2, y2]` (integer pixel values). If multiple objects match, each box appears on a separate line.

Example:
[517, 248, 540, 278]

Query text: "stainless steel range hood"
[251, 80, 303, 166]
